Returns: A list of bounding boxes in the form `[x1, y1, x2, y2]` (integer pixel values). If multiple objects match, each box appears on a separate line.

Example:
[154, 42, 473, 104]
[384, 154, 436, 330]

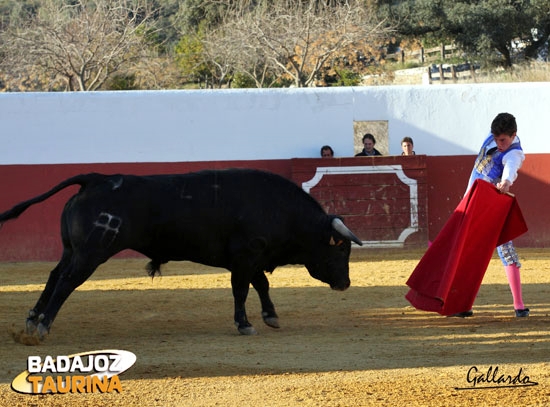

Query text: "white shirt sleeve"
[501, 149, 525, 185]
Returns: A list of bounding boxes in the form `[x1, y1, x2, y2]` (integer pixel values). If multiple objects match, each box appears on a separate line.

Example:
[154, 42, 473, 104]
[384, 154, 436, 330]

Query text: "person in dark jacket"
[355, 133, 382, 156]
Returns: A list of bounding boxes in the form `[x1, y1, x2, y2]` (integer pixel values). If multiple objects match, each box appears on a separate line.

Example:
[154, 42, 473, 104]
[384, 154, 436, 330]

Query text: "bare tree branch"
[201, 0, 393, 87]
[1, 0, 158, 91]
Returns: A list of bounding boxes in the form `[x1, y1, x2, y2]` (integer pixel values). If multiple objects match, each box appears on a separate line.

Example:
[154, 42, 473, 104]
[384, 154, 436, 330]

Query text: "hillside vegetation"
[0, 0, 548, 91]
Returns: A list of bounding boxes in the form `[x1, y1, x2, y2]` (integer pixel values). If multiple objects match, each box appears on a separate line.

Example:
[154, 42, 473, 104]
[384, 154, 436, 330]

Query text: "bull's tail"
[0, 173, 104, 225]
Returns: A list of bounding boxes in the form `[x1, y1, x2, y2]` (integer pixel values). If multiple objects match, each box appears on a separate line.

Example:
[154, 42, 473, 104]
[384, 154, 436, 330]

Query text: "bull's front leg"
[231, 272, 257, 335]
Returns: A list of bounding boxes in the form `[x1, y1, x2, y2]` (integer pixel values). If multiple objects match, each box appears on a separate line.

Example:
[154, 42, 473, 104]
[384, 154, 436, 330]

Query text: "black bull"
[0, 169, 362, 340]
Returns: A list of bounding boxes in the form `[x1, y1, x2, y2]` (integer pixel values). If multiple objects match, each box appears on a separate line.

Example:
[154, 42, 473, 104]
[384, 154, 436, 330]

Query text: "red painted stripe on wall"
[0, 154, 548, 262]
[0, 161, 290, 261]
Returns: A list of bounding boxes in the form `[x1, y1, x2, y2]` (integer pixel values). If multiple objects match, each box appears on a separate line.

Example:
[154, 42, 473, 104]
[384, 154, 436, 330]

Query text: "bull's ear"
[329, 236, 343, 246]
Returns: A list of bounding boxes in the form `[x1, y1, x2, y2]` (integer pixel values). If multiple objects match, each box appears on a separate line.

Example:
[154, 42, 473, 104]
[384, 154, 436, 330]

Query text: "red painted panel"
[291, 156, 428, 245]
[0, 160, 290, 261]
[426, 154, 550, 247]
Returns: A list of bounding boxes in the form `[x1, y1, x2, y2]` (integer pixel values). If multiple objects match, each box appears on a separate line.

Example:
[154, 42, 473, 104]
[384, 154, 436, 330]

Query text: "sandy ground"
[0, 248, 549, 406]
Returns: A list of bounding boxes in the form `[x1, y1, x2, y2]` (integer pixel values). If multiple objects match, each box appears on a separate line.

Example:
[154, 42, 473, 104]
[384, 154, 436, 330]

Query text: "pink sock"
[505, 265, 525, 310]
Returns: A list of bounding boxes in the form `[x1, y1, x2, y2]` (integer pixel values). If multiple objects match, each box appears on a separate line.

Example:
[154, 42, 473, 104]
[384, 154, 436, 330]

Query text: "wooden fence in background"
[426, 62, 480, 83]
[386, 44, 459, 64]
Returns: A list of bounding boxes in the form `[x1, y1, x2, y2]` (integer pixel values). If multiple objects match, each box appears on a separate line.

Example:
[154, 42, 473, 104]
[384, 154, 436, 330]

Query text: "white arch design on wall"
[302, 165, 419, 248]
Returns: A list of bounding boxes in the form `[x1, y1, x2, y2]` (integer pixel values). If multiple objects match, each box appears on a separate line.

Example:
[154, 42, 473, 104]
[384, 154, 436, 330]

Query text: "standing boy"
[461, 112, 529, 317]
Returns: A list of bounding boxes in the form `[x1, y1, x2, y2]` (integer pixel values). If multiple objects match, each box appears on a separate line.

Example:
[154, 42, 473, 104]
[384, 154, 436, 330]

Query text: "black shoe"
[515, 308, 530, 317]
[449, 310, 473, 318]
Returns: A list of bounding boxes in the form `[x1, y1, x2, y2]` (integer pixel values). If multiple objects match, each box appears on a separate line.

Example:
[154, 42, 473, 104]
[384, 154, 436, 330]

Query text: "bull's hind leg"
[29, 254, 104, 340]
[26, 250, 72, 335]
[251, 271, 279, 329]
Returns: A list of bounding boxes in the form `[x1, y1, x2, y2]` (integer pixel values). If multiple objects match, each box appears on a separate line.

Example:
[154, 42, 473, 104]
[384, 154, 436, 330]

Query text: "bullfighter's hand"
[496, 180, 511, 194]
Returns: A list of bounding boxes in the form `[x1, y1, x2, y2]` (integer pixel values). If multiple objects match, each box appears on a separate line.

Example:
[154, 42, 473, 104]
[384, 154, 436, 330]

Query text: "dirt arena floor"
[0, 248, 549, 406]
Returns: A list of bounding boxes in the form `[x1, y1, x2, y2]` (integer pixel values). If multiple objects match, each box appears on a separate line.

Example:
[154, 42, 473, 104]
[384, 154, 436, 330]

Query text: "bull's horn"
[331, 218, 363, 246]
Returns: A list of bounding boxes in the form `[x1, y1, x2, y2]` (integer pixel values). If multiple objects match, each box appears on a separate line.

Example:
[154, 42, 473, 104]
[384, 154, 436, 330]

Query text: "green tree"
[146, 0, 181, 51]
[526, 0, 550, 60]
[379, 0, 550, 67]
[448, 0, 535, 67]
[176, 0, 228, 34]
[174, 26, 213, 87]
[333, 68, 362, 86]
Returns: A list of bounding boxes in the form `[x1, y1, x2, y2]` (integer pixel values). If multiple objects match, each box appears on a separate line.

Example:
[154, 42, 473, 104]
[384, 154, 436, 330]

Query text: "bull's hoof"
[235, 322, 258, 335]
[262, 316, 280, 329]
[26, 313, 49, 339]
[239, 326, 258, 335]
[25, 319, 38, 335]
[37, 323, 49, 341]
[26, 309, 39, 335]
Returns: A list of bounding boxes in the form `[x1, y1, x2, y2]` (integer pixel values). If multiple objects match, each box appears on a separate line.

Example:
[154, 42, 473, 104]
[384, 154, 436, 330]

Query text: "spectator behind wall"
[321, 145, 334, 158]
[401, 137, 416, 156]
[355, 133, 382, 156]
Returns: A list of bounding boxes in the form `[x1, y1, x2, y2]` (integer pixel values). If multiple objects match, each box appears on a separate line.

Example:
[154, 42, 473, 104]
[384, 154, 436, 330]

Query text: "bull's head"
[305, 217, 362, 290]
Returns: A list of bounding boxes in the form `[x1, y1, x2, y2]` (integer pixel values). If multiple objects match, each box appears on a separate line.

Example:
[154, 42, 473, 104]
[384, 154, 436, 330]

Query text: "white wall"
[1, 82, 549, 165]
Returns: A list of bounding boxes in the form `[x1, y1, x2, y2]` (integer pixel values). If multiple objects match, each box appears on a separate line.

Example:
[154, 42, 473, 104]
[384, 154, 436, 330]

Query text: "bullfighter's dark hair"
[491, 113, 517, 136]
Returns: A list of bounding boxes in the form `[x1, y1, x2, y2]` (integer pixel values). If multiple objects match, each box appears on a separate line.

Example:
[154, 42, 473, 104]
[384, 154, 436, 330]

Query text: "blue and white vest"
[471, 134, 522, 184]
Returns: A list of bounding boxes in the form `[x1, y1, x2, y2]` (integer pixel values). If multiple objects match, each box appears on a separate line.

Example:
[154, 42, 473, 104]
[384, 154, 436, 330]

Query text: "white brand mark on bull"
[93, 212, 122, 245]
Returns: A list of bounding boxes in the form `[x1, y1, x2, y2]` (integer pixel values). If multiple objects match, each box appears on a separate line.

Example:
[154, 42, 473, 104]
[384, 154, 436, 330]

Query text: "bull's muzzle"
[331, 280, 350, 291]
